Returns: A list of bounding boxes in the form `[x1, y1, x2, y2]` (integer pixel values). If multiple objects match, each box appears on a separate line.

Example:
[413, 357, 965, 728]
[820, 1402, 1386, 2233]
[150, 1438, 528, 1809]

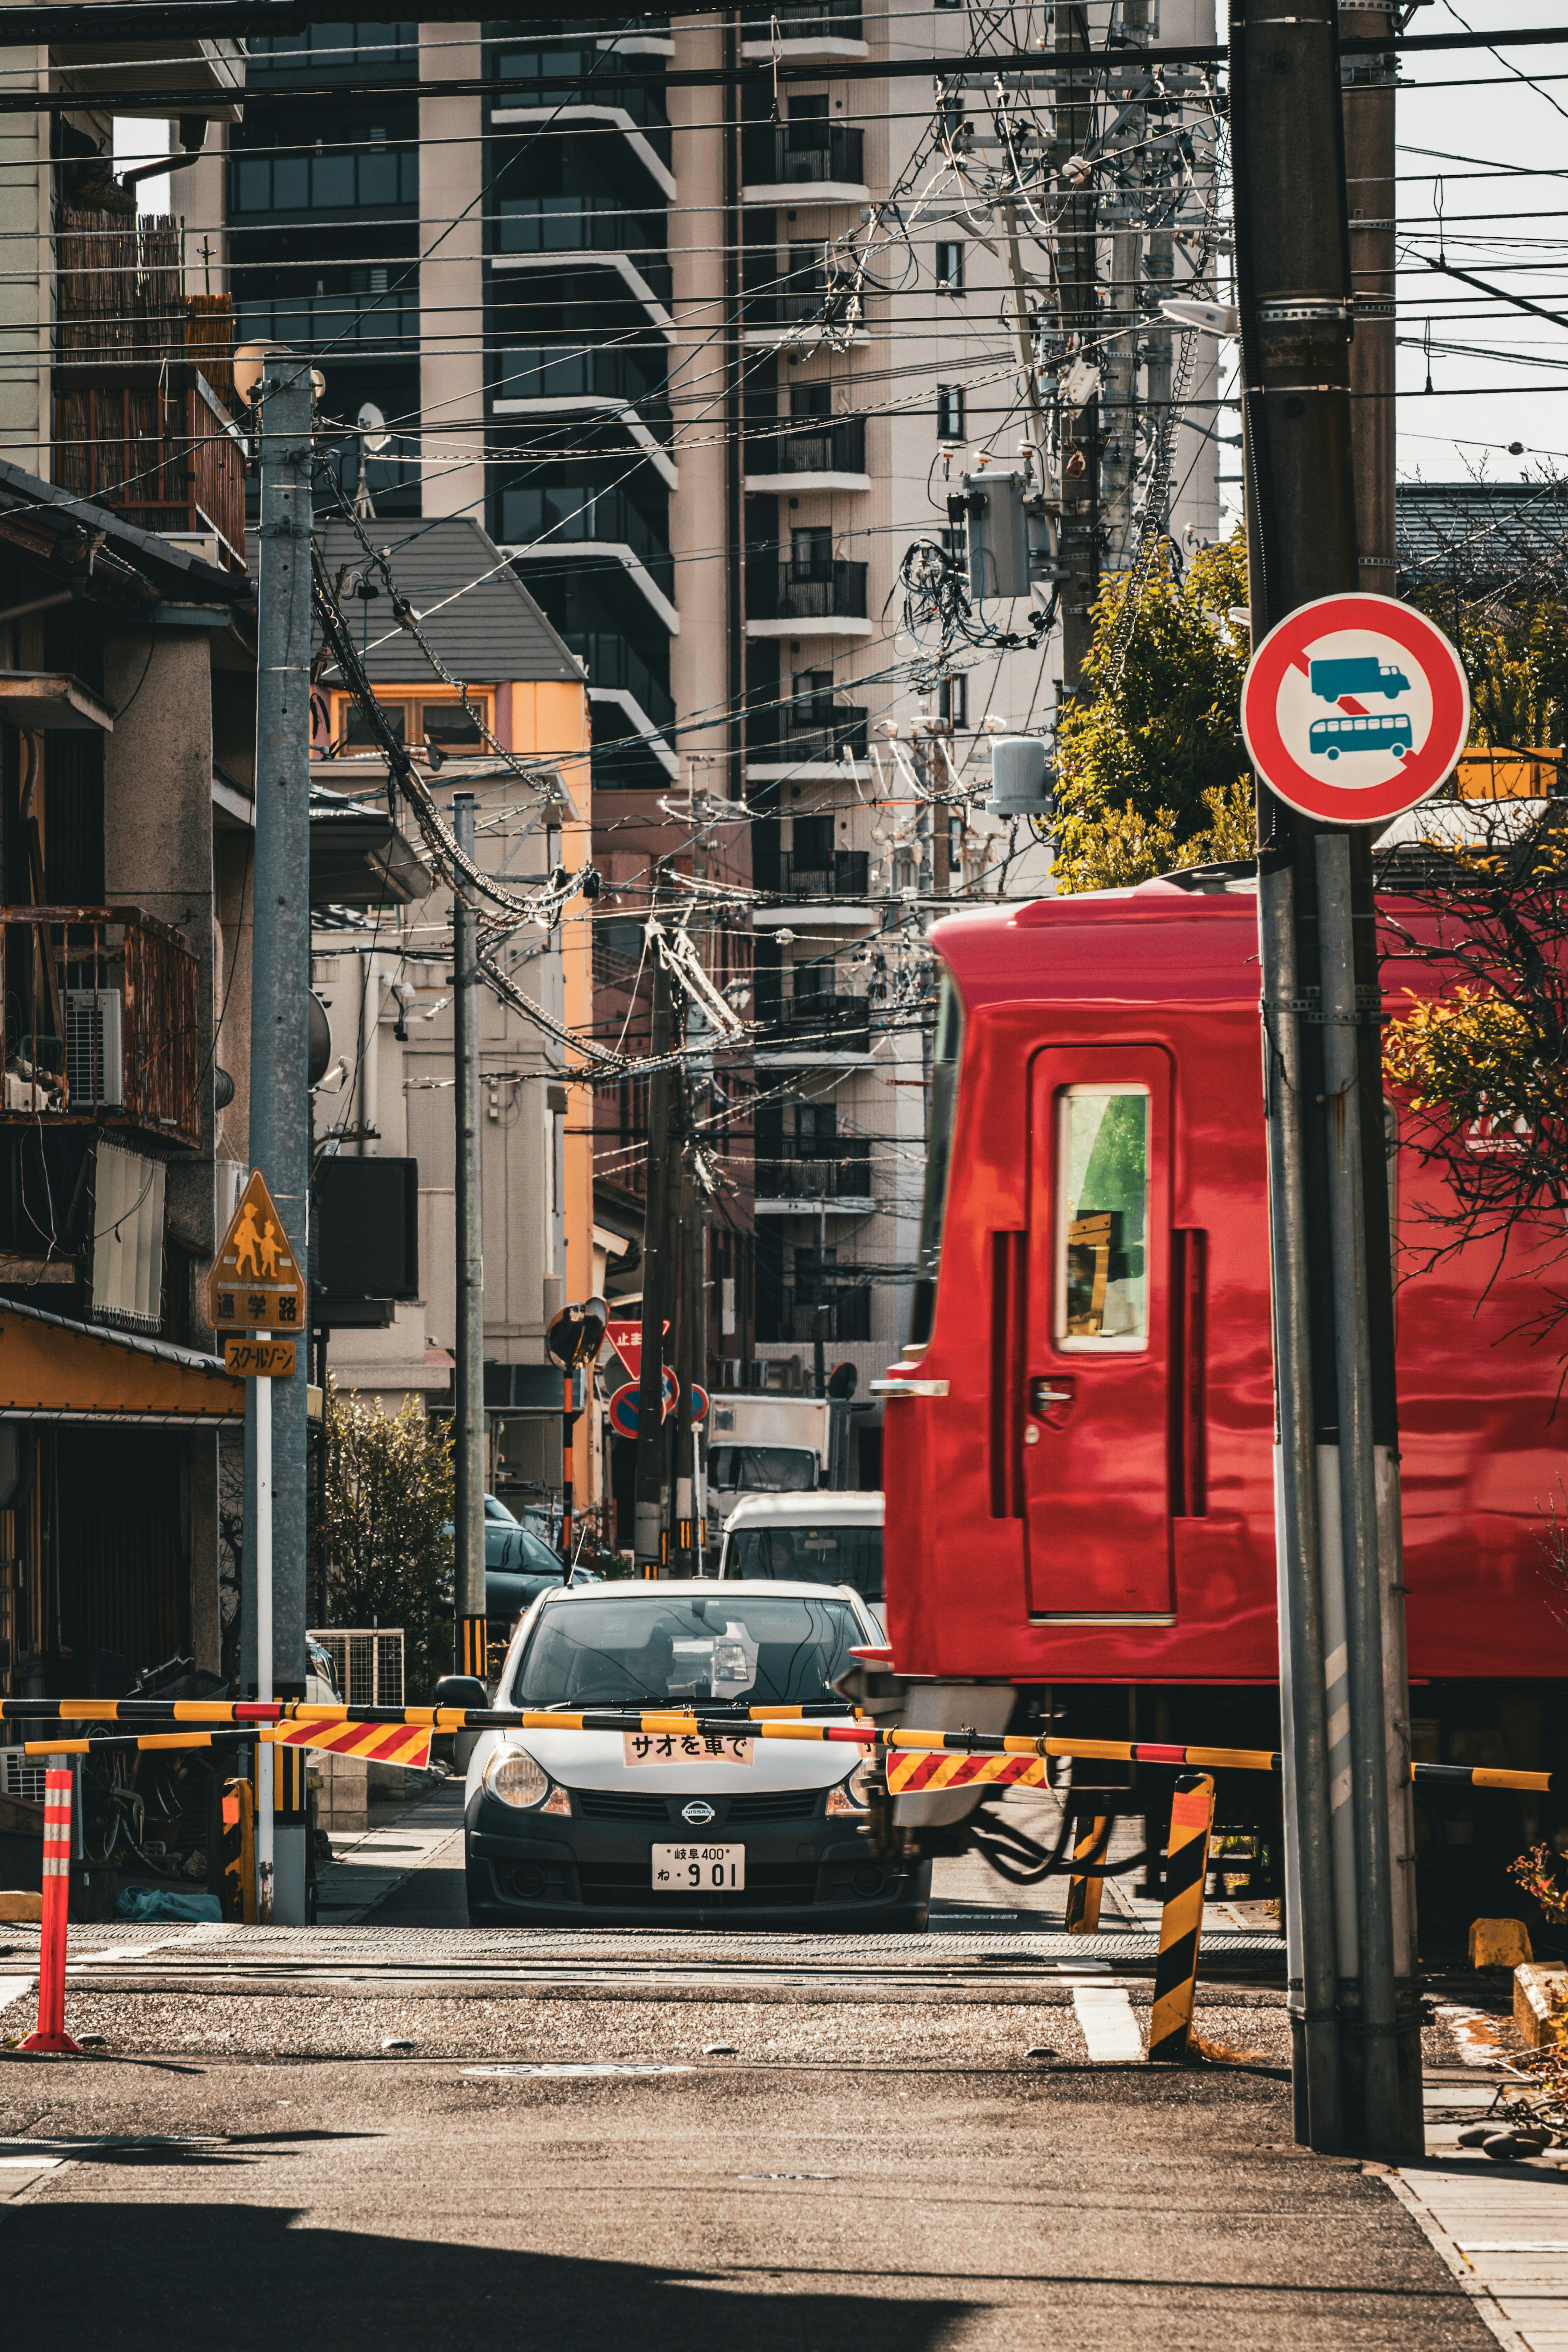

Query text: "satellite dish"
[357, 401, 390, 454]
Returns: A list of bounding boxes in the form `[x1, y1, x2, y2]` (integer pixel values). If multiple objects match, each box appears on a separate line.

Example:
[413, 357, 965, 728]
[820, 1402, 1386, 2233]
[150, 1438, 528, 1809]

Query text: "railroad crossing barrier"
[1148, 1775, 1216, 2062]
[20, 1766, 79, 2054]
[1065, 1815, 1109, 1936]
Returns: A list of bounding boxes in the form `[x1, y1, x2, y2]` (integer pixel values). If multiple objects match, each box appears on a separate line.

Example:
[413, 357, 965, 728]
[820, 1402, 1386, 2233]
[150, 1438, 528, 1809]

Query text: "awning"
[0, 1297, 244, 1424]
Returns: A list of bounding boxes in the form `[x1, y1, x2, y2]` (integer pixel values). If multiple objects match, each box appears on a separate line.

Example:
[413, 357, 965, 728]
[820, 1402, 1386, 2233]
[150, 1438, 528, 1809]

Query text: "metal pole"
[247, 355, 314, 1926]
[254, 1368, 273, 1920]
[673, 1139, 698, 1571]
[1316, 834, 1401, 2151]
[453, 792, 487, 1675]
[633, 898, 675, 1575]
[1053, 0, 1099, 705]
[1257, 867, 1343, 2153]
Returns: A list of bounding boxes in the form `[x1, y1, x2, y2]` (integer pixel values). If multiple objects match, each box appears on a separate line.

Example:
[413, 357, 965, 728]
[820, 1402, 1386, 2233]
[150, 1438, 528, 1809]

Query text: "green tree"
[1053, 532, 1256, 893]
[1412, 589, 1568, 751]
[321, 1387, 455, 1699]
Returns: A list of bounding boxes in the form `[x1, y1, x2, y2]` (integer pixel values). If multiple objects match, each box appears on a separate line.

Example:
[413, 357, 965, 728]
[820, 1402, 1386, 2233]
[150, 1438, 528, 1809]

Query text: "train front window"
[909, 974, 964, 1348]
[1057, 1086, 1149, 1349]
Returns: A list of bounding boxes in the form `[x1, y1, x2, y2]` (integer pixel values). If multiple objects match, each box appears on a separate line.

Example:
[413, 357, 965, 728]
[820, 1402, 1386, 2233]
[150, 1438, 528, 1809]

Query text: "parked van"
[717, 1490, 884, 1614]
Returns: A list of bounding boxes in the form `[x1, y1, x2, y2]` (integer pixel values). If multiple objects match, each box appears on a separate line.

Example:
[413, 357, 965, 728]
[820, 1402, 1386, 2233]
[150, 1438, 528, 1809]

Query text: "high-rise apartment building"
[201, 8, 1221, 1409]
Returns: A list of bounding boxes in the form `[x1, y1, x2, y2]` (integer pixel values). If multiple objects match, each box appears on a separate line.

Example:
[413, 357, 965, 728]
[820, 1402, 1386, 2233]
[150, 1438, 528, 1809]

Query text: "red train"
[874, 869, 1568, 1918]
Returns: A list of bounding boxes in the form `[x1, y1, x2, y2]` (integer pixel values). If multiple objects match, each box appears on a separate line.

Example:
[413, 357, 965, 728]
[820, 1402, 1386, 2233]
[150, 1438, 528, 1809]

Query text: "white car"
[717, 1491, 883, 1610]
[456, 1578, 929, 1931]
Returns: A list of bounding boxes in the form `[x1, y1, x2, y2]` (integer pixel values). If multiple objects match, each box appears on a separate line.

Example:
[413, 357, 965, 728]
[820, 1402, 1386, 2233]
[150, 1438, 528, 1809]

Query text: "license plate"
[652, 1843, 745, 1892]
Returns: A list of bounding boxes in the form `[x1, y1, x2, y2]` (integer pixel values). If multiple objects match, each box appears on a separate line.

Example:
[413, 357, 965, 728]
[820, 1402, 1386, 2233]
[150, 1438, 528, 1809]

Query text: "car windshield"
[709, 1445, 818, 1494]
[726, 1523, 882, 1601]
[511, 1592, 861, 1709]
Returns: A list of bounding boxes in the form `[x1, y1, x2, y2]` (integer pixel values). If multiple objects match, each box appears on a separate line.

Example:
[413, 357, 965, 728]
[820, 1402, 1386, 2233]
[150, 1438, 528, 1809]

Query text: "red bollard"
[20, 1766, 80, 2054]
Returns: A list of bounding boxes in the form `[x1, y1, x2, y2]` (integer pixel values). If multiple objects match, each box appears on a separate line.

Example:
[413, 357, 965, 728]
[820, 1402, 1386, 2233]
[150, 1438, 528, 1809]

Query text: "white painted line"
[1382, 2168, 1543, 2352]
[1072, 1984, 1144, 2062]
[1462, 2244, 1568, 2254]
[0, 2157, 61, 2170]
[0, 1975, 34, 2010]
[461, 2062, 696, 2079]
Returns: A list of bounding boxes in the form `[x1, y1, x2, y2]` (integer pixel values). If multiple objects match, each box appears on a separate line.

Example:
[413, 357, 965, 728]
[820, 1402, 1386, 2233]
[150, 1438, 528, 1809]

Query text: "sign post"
[1241, 590, 1466, 2159]
[208, 1169, 308, 1924]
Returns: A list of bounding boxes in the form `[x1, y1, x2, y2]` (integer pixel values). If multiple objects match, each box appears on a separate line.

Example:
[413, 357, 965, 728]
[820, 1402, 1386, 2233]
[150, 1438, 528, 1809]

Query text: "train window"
[1056, 1087, 1149, 1350]
[909, 975, 964, 1349]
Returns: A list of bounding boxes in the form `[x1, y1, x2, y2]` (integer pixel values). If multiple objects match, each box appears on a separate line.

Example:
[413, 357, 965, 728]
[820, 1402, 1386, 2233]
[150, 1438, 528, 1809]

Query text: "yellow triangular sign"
[206, 1170, 306, 1334]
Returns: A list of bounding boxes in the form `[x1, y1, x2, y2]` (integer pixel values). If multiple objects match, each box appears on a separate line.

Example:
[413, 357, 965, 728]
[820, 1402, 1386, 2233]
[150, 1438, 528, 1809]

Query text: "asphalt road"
[0, 2053, 1491, 2352]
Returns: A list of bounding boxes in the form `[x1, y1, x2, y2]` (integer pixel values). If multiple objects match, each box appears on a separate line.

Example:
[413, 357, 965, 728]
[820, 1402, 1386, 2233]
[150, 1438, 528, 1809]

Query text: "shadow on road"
[5, 2206, 974, 2352]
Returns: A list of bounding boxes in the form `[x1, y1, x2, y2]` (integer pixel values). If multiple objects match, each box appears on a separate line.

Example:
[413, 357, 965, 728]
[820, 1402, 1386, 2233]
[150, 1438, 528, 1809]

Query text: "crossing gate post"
[1148, 1773, 1216, 2063]
[20, 1765, 80, 2053]
[1064, 1815, 1109, 1935]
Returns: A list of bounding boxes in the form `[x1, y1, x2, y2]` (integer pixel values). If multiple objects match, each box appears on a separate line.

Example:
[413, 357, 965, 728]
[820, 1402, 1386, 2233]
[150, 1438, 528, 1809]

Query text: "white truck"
[705, 1395, 830, 1545]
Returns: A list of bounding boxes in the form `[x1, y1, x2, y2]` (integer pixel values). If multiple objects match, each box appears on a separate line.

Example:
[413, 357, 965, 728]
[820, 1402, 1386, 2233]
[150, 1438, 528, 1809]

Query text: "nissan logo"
[682, 1800, 716, 1827]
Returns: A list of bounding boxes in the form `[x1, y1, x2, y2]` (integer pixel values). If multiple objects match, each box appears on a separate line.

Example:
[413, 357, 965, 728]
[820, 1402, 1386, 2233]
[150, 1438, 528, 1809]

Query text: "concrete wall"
[0, 51, 50, 473]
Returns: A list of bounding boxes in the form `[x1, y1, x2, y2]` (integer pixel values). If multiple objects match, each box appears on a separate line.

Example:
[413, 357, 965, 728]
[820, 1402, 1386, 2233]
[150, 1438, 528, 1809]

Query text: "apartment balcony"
[747, 558, 870, 640]
[741, 123, 868, 204]
[744, 416, 868, 493]
[492, 198, 673, 326]
[499, 484, 677, 631]
[52, 221, 247, 566]
[492, 44, 673, 189]
[755, 848, 875, 927]
[747, 702, 868, 779]
[567, 630, 679, 778]
[741, 0, 867, 60]
[494, 345, 676, 487]
[0, 909, 201, 1151]
[755, 1146, 873, 1213]
[755, 992, 872, 1064]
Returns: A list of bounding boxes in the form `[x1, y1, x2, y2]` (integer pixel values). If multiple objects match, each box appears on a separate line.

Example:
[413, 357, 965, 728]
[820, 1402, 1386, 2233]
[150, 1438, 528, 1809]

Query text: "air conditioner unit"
[66, 988, 125, 1108]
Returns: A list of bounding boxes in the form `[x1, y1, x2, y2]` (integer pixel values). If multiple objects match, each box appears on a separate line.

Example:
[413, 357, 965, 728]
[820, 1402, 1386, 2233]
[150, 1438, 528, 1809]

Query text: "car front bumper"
[465, 1787, 930, 1928]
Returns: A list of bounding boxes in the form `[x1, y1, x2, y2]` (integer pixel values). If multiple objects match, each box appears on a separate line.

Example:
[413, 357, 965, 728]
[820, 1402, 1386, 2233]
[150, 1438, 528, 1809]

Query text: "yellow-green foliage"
[1054, 533, 1256, 894]
[1383, 985, 1539, 1127]
[1414, 591, 1568, 751]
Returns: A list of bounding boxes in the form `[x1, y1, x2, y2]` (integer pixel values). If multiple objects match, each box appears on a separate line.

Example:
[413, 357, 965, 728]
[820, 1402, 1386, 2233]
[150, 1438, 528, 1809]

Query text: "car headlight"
[483, 1745, 550, 1810]
[826, 1755, 876, 1815]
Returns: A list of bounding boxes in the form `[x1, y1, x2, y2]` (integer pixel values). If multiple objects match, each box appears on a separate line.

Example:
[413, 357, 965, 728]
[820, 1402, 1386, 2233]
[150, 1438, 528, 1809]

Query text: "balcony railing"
[750, 703, 869, 766]
[499, 485, 674, 591]
[498, 344, 668, 423]
[742, 123, 866, 187]
[742, 0, 864, 35]
[749, 417, 865, 477]
[757, 1148, 872, 1200]
[760, 993, 871, 1053]
[762, 1289, 873, 1344]
[750, 559, 868, 624]
[497, 194, 669, 272]
[496, 45, 671, 156]
[568, 631, 676, 729]
[777, 850, 871, 898]
[0, 909, 200, 1150]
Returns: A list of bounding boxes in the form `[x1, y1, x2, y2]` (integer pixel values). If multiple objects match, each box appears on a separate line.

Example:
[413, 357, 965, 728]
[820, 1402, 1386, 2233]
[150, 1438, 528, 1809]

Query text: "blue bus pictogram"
[1309, 712, 1413, 762]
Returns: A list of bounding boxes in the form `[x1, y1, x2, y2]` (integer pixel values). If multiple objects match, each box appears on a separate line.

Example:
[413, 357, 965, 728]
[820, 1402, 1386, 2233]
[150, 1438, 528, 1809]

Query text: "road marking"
[0, 2156, 62, 2169]
[1072, 1984, 1143, 2062]
[460, 2062, 697, 2079]
[0, 1974, 34, 2011]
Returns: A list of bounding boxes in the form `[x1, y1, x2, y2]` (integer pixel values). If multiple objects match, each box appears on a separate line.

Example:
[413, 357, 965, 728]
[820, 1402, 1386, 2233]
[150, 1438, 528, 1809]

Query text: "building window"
[934, 241, 964, 294]
[938, 674, 967, 729]
[935, 383, 964, 439]
[326, 688, 496, 753]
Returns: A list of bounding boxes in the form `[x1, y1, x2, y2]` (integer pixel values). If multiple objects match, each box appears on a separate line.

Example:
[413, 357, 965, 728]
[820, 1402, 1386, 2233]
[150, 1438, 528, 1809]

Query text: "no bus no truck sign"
[1240, 592, 1470, 825]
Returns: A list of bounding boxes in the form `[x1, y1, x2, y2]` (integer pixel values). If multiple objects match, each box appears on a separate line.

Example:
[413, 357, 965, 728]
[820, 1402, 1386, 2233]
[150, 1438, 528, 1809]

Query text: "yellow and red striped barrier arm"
[886, 1752, 1047, 1795]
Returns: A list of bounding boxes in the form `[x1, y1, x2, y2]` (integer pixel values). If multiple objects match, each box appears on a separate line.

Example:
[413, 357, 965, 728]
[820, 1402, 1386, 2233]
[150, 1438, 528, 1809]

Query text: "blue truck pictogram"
[1309, 655, 1410, 702]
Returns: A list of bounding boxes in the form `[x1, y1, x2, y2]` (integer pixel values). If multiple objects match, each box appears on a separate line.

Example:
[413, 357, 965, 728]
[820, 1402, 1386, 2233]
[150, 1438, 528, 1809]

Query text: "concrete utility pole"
[633, 896, 675, 1575]
[452, 793, 486, 1674]
[1343, 0, 1397, 596]
[247, 357, 314, 1926]
[673, 1144, 700, 1570]
[1053, 0, 1100, 703]
[1232, 0, 1419, 2158]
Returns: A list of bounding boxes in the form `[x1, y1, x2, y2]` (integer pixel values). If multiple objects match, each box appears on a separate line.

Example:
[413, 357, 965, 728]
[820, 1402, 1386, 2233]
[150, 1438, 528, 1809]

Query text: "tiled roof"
[312, 516, 583, 685]
[1396, 478, 1568, 593]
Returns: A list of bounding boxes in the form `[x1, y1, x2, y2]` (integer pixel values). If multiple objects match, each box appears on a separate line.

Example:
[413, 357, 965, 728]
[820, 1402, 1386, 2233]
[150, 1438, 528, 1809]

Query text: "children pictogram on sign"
[206, 1169, 306, 1334]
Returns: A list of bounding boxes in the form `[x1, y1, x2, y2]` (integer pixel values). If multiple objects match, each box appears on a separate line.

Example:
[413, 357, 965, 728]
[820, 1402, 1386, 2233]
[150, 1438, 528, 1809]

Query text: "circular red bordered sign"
[1240, 592, 1470, 825]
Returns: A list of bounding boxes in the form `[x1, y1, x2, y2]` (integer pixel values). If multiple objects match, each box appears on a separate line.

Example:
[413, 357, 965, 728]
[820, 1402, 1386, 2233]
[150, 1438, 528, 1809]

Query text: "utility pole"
[1232, 0, 1419, 2158]
[452, 793, 486, 1676]
[633, 887, 675, 1576]
[1343, 0, 1397, 596]
[247, 356, 314, 1926]
[673, 1144, 700, 1571]
[1053, 0, 1100, 704]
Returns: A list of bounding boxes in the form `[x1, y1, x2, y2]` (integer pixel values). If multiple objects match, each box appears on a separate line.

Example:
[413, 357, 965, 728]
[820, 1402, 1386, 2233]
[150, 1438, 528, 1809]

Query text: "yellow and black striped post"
[458, 1615, 488, 1679]
[1064, 1815, 1108, 1935]
[1149, 1772, 1216, 2063]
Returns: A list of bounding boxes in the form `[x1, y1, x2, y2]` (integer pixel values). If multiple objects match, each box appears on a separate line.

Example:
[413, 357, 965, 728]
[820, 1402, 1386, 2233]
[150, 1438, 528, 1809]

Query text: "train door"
[1022, 1047, 1175, 1619]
